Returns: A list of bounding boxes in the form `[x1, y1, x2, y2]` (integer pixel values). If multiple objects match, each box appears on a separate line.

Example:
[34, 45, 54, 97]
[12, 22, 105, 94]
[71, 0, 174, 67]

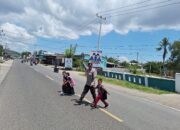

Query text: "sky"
[0, 0, 180, 62]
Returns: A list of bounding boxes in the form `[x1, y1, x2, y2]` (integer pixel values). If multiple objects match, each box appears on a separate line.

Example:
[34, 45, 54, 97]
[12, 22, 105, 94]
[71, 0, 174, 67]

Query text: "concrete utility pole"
[96, 13, 106, 51]
[137, 52, 139, 63]
[0, 29, 6, 58]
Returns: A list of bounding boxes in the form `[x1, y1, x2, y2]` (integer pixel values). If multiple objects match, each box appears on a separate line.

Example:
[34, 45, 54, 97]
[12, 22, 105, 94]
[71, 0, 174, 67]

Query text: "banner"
[65, 58, 73, 69]
[89, 50, 102, 67]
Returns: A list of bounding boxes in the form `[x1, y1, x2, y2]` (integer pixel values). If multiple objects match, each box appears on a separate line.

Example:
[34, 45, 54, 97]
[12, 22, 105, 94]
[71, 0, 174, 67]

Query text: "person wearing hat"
[78, 62, 97, 103]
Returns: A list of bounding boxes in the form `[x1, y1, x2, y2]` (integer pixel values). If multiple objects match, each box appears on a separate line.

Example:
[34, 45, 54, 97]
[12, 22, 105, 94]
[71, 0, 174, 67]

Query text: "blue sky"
[31, 29, 180, 62]
[0, 0, 180, 63]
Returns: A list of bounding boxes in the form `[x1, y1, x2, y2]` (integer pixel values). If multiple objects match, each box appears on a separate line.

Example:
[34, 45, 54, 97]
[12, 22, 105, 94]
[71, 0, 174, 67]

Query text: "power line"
[77, 18, 97, 30]
[107, 1, 180, 18]
[101, 0, 174, 16]
[98, 0, 152, 14]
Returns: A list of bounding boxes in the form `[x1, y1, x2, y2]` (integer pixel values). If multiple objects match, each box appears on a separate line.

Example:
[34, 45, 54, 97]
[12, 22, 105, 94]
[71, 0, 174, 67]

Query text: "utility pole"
[137, 52, 139, 63]
[96, 13, 106, 51]
[0, 29, 6, 59]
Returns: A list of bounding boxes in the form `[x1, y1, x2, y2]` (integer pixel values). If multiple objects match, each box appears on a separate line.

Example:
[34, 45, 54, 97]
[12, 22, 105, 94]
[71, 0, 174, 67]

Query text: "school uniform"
[62, 76, 73, 94]
[94, 84, 108, 108]
[79, 68, 96, 102]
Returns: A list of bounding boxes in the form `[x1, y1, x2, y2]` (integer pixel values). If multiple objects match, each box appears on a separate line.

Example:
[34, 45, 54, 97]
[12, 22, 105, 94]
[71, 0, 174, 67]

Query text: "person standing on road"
[78, 62, 97, 103]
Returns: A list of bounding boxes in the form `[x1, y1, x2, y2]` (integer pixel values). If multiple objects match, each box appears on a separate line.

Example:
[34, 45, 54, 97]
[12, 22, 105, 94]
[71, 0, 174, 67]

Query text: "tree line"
[156, 37, 180, 76]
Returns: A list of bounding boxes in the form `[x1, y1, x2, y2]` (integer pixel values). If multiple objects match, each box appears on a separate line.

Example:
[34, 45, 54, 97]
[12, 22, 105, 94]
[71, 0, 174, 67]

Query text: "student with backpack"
[66, 72, 75, 95]
[92, 78, 109, 108]
[61, 71, 68, 95]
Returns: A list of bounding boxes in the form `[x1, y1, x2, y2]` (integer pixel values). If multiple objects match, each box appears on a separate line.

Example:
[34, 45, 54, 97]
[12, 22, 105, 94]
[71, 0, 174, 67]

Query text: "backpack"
[102, 89, 107, 100]
[69, 77, 76, 87]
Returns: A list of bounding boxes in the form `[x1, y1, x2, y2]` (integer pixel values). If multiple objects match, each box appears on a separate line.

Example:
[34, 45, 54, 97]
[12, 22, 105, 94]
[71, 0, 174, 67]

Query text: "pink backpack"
[70, 77, 76, 87]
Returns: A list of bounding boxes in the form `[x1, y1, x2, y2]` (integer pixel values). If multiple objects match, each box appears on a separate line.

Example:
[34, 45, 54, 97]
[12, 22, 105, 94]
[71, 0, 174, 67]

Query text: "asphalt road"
[0, 60, 180, 130]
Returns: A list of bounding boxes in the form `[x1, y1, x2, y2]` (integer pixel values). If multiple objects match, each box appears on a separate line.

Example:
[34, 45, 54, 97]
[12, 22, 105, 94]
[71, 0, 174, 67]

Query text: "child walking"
[92, 78, 109, 108]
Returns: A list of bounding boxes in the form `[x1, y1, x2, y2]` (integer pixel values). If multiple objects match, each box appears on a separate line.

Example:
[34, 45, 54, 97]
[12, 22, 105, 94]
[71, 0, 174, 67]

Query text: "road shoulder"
[0, 60, 13, 85]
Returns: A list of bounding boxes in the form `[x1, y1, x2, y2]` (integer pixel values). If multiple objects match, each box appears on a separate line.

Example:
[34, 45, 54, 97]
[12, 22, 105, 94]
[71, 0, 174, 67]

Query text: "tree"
[120, 61, 130, 68]
[64, 44, 77, 58]
[144, 62, 163, 74]
[0, 44, 3, 57]
[107, 57, 117, 63]
[169, 40, 180, 73]
[130, 60, 138, 64]
[156, 37, 170, 75]
[21, 51, 31, 58]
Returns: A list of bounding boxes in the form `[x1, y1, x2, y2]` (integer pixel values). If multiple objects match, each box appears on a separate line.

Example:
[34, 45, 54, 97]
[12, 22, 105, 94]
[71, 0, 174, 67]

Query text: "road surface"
[0, 60, 180, 130]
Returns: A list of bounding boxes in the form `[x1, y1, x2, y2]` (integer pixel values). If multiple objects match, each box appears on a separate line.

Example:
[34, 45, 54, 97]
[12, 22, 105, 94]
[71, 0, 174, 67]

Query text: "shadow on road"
[71, 99, 91, 106]
[71, 99, 104, 110]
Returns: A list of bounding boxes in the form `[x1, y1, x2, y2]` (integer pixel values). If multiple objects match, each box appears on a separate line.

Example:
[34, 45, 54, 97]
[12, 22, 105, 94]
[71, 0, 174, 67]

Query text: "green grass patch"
[79, 73, 173, 94]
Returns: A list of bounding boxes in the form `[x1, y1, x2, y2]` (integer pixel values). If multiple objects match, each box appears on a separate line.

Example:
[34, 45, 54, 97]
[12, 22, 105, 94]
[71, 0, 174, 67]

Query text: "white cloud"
[0, 23, 36, 51]
[0, 0, 180, 46]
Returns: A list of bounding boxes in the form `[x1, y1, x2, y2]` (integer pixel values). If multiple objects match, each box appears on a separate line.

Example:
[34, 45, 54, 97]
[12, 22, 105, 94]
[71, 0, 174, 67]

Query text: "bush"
[143, 62, 163, 74]
[0, 59, 4, 63]
[129, 65, 138, 74]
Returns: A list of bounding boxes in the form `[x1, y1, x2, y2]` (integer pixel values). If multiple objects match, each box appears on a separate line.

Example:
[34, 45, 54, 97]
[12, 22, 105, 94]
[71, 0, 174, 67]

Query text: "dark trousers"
[80, 85, 96, 102]
[62, 83, 75, 95]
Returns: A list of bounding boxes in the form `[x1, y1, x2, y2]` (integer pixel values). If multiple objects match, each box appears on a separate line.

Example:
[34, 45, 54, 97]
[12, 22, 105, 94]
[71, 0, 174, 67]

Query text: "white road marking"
[75, 94, 123, 123]
[46, 75, 54, 81]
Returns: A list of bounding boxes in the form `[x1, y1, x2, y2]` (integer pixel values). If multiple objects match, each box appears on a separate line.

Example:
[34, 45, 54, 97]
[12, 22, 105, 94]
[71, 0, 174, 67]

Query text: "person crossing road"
[78, 62, 96, 104]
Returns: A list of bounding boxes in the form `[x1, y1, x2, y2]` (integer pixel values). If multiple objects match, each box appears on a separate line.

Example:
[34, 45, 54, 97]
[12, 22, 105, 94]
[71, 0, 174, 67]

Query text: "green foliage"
[130, 60, 138, 64]
[73, 57, 82, 67]
[107, 57, 118, 64]
[129, 65, 138, 74]
[21, 51, 31, 58]
[144, 62, 163, 74]
[156, 37, 171, 63]
[0, 44, 3, 57]
[65, 49, 73, 58]
[120, 61, 130, 68]
[169, 40, 180, 72]
[0, 59, 4, 63]
[7, 50, 21, 58]
[64, 44, 77, 58]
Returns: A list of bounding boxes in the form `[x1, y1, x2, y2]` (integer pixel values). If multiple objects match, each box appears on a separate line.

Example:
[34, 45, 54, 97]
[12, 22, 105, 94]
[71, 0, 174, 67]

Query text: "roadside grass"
[79, 73, 173, 94]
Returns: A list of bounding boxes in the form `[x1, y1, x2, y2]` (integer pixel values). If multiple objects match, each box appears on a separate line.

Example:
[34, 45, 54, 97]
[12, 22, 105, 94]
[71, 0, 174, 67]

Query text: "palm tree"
[64, 44, 77, 58]
[156, 37, 170, 76]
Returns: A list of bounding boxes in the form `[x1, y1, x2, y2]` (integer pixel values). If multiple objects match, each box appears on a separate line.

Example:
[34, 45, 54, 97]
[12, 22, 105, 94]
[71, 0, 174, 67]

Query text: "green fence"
[103, 71, 175, 92]
[125, 74, 146, 86]
[148, 77, 175, 92]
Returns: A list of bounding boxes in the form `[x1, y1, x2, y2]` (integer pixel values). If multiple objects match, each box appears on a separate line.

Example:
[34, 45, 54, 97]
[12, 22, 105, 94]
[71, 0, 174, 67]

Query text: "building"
[36, 50, 65, 66]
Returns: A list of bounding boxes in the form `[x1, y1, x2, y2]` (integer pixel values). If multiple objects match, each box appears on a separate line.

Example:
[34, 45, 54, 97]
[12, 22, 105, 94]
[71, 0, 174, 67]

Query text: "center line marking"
[75, 94, 123, 123]
[46, 75, 54, 80]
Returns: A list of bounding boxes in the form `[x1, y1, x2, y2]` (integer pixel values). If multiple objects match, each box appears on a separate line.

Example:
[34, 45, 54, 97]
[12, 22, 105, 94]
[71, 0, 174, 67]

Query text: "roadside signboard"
[65, 58, 73, 69]
[89, 50, 102, 67]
